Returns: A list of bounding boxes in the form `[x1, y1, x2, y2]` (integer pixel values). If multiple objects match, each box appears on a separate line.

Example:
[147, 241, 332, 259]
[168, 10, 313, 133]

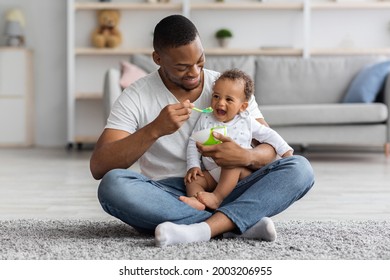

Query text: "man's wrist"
[145, 122, 162, 140]
[247, 143, 277, 170]
[244, 148, 256, 168]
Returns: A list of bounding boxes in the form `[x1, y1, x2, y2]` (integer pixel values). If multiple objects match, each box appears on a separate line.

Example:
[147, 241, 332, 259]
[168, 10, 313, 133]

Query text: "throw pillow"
[343, 60, 390, 103]
[119, 61, 147, 89]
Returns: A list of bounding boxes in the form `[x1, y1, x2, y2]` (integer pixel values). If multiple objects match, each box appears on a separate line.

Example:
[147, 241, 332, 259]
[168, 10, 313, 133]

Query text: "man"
[90, 15, 314, 247]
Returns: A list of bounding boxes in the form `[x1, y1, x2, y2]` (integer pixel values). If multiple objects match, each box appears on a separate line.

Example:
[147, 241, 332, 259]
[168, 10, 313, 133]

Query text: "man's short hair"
[153, 14, 199, 52]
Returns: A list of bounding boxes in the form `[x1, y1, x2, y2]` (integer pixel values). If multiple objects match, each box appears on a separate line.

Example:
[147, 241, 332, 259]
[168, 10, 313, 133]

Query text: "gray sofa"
[103, 54, 390, 155]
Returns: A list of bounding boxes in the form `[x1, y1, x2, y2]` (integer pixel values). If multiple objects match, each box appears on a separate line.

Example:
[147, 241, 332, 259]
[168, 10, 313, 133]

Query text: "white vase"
[218, 38, 231, 48]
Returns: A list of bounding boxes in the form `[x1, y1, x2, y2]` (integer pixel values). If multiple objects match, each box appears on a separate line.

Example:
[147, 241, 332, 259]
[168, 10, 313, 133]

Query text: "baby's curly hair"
[217, 69, 254, 101]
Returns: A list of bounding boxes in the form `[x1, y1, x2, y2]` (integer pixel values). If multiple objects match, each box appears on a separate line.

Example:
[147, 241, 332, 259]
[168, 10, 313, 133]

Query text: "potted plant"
[215, 28, 233, 48]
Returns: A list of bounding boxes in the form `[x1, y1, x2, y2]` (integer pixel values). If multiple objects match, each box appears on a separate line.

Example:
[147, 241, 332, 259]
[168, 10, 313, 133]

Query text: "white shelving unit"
[309, 0, 390, 56]
[67, 0, 390, 147]
[0, 48, 34, 147]
[67, 0, 185, 147]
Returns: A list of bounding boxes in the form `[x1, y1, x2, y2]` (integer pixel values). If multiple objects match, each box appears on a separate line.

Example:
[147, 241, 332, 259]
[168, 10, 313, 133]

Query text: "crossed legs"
[98, 156, 314, 247]
[156, 155, 314, 246]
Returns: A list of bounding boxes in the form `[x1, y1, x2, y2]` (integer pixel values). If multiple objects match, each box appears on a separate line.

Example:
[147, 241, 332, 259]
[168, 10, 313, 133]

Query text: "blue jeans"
[98, 155, 314, 234]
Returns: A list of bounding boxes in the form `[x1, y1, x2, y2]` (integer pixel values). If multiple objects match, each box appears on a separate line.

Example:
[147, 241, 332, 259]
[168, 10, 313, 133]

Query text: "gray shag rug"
[1, 219, 389, 260]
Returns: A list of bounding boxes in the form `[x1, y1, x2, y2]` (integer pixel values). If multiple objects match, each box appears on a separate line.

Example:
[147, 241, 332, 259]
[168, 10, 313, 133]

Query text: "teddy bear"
[91, 9, 122, 48]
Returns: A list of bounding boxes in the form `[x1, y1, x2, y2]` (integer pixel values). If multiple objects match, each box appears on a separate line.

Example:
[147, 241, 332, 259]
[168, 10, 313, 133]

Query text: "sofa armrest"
[384, 73, 390, 143]
[103, 68, 121, 122]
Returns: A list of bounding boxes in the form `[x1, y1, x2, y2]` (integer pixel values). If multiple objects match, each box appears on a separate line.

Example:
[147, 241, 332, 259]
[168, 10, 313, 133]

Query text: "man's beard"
[164, 69, 202, 92]
[176, 77, 202, 92]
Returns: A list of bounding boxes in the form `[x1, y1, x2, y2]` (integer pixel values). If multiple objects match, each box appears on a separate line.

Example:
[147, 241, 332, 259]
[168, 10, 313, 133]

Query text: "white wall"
[1, 0, 390, 147]
[1, 0, 67, 147]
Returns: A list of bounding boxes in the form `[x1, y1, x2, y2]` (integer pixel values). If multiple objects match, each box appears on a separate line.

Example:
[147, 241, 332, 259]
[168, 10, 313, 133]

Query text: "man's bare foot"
[179, 196, 206, 210]
[196, 192, 221, 210]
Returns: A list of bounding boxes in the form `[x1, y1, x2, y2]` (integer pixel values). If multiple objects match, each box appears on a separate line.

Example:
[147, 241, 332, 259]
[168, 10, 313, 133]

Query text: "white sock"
[223, 217, 277, 242]
[155, 222, 211, 247]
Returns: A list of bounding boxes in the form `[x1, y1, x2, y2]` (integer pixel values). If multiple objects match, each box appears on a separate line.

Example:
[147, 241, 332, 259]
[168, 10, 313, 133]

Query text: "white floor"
[0, 147, 389, 221]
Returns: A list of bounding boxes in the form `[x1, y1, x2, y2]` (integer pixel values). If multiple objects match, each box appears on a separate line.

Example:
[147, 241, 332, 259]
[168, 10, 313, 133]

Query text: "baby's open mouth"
[216, 109, 226, 115]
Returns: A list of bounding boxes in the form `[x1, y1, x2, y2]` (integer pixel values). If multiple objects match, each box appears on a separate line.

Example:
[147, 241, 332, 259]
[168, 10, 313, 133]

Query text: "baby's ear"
[240, 101, 249, 112]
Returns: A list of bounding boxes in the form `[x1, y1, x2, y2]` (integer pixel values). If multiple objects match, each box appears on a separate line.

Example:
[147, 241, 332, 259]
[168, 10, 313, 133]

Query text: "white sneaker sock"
[155, 222, 211, 247]
[223, 217, 277, 242]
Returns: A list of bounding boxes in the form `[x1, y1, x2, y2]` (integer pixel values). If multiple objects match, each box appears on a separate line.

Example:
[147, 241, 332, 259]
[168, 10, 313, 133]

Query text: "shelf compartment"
[74, 135, 98, 143]
[312, 2, 390, 10]
[75, 47, 153, 55]
[75, 47, 303, 56]
[190, 2, 303, 10]
[310, 48, 390, 56]
[74, 2, 181, 10]
[205, 48, 303, 56]
[75, 92, 102, 100]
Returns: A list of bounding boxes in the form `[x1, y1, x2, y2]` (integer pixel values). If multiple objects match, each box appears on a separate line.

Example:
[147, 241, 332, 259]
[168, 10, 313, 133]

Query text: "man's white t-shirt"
[106, 69, 263, 180]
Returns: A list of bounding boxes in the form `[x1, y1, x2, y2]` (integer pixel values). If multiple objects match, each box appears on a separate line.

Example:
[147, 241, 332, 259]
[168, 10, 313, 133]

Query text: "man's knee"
[98, 169, 121, 200]
[99, 168, 124, 186]
[97, 168, 139, 200]
[288, 155, 315, 194]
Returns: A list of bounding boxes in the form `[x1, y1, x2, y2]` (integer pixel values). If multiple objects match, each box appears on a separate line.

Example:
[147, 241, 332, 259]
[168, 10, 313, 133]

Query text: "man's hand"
[196, 132, 251, 169]
[152, 100, 193, 137]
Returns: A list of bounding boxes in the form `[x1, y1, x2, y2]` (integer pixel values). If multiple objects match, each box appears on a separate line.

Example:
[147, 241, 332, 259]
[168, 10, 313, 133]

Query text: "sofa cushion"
[261, 103, 388, 126]
[343, 61, 390, 103]
[205, 55, 255, 79]
[131, 54, 158, 73]
[274, 124, 387, 146]
[255, 56, 388, 106]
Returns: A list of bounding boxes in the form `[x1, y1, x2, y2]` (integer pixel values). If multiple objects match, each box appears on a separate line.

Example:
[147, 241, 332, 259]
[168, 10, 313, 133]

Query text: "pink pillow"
[119, 61, 147, 89]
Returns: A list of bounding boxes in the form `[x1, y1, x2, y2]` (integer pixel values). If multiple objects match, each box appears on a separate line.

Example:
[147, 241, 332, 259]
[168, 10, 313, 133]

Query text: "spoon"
[192, 106, 213, 113]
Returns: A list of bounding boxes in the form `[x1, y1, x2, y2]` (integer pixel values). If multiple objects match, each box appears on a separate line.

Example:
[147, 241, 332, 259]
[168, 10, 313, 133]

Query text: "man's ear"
[152, 51, 161, 66]
[240, 101, 249, 112]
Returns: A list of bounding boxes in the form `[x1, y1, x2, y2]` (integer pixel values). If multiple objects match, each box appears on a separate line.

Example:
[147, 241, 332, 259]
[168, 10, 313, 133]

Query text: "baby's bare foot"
[196, 192, 221, 210]
[179, 196, 206, 210]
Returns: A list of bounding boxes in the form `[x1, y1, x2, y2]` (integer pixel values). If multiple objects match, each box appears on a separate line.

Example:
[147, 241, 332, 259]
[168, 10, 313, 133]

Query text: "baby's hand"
[184, 167, 203, 184]
[282, 150, 293, 158]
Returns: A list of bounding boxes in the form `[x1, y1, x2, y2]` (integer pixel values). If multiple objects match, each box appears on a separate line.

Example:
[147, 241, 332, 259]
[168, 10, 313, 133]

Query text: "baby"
[180, 69, 293, 210]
